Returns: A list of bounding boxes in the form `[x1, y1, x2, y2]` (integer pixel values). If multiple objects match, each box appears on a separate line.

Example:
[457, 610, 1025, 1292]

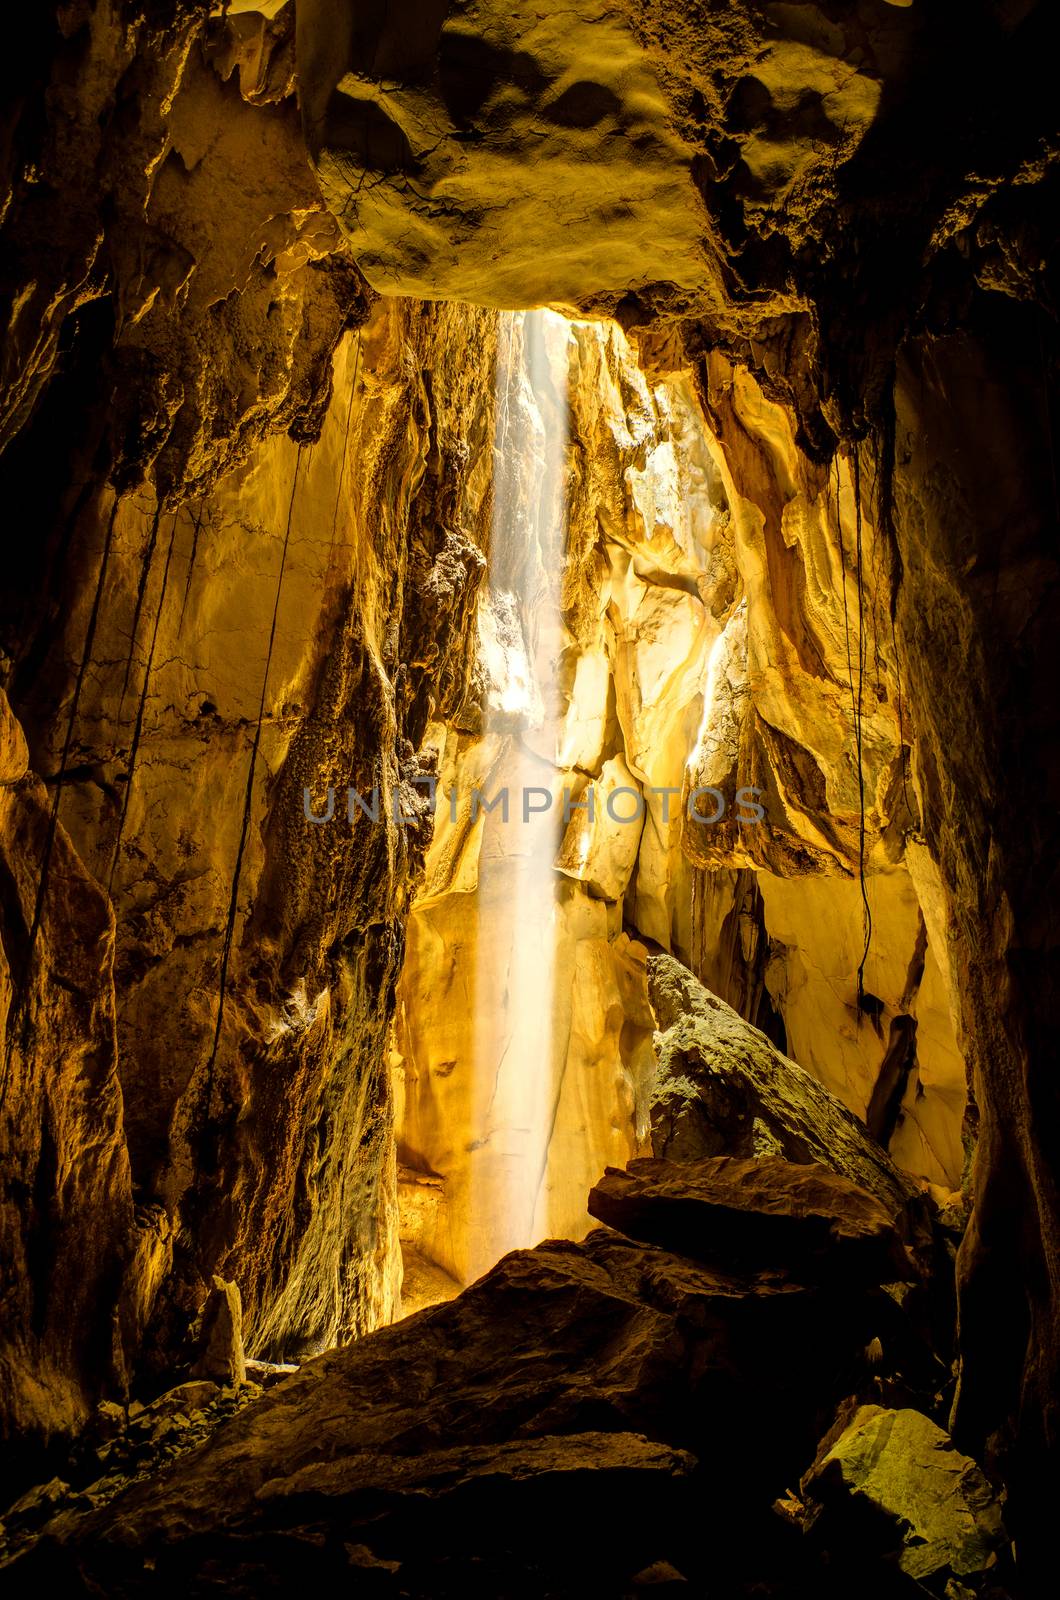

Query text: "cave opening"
[393, 305, 970, 1313]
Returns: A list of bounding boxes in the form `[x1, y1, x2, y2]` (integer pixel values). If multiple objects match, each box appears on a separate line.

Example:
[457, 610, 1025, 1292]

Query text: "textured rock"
[393, 307, 969, 1311]
[142, 1382, 219, 1421]
[189, 1278, 245, 1387]
[589, 1157, 914, 1286]
[6, 1209, 913, 1596]
[0, 1, 392, 1453]
[801, 1404, 1007, 1588]
[886, 312, 1060, 1568]
[394, 313, 707, 1287]
[57, 298, 493, 1365]
[0, 690, 28, 785]
[668, 353, 967, 1189]
[0, 1375, 268, 1570]
[0, 0, 1056, 1576]
[645, 952, 924, 1231]
[2, 281, 499, 1451]
[556, 753, 644, 902]
[679, 357, 910, 879]
[1, 2, 358, 492]
[759, 871, 966, 1190]
[0, 747, 136, 1479]
[297, 0, 715, 314]
[395, 1168, 460, 1317]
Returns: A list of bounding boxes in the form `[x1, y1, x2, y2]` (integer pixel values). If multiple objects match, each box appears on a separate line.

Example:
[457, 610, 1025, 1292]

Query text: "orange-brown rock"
[6, 1176, 926, 1597]
[588, 1157, 914, 1286]
[645, 952, 924, 1229]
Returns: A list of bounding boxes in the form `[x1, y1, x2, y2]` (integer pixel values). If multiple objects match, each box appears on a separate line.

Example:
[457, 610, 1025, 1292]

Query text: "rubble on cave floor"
[0, 1376, 278, 1569]
[1, 1152, 1009, 1598]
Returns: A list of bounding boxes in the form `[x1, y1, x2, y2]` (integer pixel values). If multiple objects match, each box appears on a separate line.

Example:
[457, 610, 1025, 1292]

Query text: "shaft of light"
[469, 309, 569, 1280]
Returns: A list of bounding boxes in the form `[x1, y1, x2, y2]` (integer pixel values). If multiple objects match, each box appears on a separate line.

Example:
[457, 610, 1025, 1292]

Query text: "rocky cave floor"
[0, 961, 1014, 1599]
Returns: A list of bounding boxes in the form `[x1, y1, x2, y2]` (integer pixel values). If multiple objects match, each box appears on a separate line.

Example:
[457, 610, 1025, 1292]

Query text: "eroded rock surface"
[3, 263, 499, 1457]
[1, 0, 1056, 1580]
[392, 313, 967, 1309]
[646, 953, 923, 1229]
[800, 1403, 1007, 1591]
[5, 1156, 954, 1598]
[588, 1156, 915, 1286]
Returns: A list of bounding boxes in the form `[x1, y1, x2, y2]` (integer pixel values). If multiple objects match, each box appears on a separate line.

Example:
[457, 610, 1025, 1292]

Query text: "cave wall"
[1, 283, 501, 1451]
[888, 303, 1060, 1550]
[393, 312, 969, 1303]
[298, 0, 1060, 1562]
[1, 1, 501, 1460]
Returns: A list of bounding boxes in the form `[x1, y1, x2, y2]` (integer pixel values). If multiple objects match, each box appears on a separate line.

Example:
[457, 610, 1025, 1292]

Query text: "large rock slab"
[295, 0, 894, 324]
[296, 0, 716, 313]
[646, 953, 924, 1230]
[7, 1220, 900, 1596]
[588, 1156, 915, 1286]
[189, 1279, 246, 1387]
[800, 1404, 1007, 1590]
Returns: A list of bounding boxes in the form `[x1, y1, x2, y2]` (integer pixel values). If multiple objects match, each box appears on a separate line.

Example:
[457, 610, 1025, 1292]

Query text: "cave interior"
[0, 1, 1058, 1595]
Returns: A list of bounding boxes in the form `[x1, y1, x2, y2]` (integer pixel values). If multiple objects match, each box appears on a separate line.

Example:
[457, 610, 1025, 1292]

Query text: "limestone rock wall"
[0, 687, 136, 1456]
[677, 356, 968, 1192]
[1, 290, 498, 1456]
[0, 2, 499, 1465]
[393, 313, 969, 1305]
[887, 309, 1060, 1557]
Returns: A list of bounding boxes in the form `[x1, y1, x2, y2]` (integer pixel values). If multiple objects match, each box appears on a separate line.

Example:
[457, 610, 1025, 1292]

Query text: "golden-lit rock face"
[1, 3, 357, 495]
[393, 314, 968, 1304]
[1, 284, 498, 1445]
[295, 0, 894, 325]
[298, 0, 713, 312]
[1, 700, 136, 1447]
[760, 873, 966, 1191]
[63, 296, 496, 1353]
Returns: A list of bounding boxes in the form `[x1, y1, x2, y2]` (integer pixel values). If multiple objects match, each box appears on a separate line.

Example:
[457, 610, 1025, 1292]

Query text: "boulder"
[646, 953, 926, 1233]
[142, 1382, 219, 1421]
[0, 689, 28, 785]
[588, 1156, 915, 1286]
[189, 1279, 245, 1386]
[8, 1220, 902, 1596]
[800, 1404, 1008, 1589]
